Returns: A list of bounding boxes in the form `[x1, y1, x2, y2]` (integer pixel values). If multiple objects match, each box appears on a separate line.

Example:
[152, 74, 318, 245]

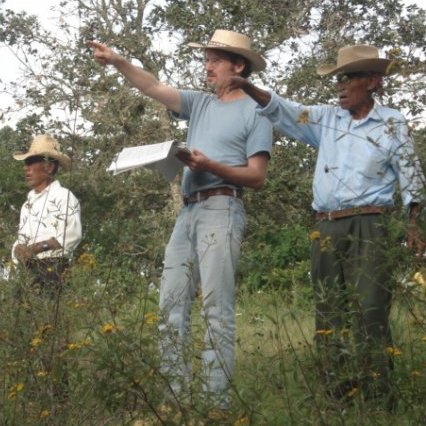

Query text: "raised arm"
[88, 40, 181, 113]
[219, 76, 272, 107]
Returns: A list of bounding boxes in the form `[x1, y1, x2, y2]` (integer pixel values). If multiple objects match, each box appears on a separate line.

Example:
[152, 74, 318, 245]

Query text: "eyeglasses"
[335, 72, 371, 83]
[24, 156, 56, 166]
[24, 156, 46, 166]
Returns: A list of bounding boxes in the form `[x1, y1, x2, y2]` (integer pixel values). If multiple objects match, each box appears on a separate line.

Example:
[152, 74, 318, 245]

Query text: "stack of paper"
[107, 140, 190, 181]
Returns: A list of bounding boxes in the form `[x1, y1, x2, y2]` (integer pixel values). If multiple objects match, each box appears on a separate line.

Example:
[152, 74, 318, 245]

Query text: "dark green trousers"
[311, 213, 393, 397]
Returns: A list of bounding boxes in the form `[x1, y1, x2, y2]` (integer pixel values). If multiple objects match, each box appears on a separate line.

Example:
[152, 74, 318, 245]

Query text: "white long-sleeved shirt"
[12, 180, 82, 264]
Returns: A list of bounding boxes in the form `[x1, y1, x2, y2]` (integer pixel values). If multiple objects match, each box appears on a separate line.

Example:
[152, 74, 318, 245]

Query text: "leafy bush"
[240, 224, 311, 293]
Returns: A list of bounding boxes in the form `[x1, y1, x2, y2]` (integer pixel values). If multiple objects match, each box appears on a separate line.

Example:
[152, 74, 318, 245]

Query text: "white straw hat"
[188, 29, 266, 72]
[13, 134, 71, 171]
[317, 45, 392, 76]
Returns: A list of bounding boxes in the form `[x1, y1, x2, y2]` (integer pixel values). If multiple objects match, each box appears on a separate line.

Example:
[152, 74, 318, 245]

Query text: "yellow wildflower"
[30, 337, 43, 348]
[101, 323, 120, 334]
[144, 312, 159, 325]
[81, 338, 92, 347]
[411, 370, 422, 378]
[413, 271, 426, 286]
[315, 329, 335, 336]
[38, 323, 52, 336]
[422, 336, 426, 342]
[297, 109, 310, 124]
[386, 346, 402, 356]
[320, 236, 333, 252]
[347, 387, 358, 398]
[370, 371, 381, 380]
[67, 342, 82, 351]
[40, 410, 50, 418]
[36, 370, 48, 377]
[8, 383, 24, 400]
[78, 252, 96, 271]
[309, 230, 321, 241]
[234, 416, 250, 426]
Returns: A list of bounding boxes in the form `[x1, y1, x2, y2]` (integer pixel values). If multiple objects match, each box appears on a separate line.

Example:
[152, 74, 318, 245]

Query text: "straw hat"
[188, 29, 266, 72]
[317, 45, 392, 76]
[13, 134, 71, 171]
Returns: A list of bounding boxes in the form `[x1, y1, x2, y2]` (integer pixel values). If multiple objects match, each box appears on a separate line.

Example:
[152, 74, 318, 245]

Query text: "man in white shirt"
[12, 134, 82, 292]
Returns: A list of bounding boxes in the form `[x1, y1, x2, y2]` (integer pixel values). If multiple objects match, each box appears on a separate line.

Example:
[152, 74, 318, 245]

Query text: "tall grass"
[0, 255, 425, 425]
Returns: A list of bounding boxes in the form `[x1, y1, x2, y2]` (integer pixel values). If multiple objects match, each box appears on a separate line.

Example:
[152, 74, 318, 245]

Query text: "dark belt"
[315, 205, 387, 221]
[183, 187, 243, 206]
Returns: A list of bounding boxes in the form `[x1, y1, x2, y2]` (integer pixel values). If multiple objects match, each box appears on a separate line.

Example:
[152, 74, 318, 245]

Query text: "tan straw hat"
[13, 134, 71, 171]
[317, 45, 392, 76]
[188, 29, 266, 72]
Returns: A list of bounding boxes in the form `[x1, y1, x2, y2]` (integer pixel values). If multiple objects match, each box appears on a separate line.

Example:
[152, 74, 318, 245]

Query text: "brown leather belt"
[183, 187, 243, 206]
[315, 206, 387, 221]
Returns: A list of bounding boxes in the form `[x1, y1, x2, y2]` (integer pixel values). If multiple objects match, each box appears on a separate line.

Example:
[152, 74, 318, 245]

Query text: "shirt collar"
[27, 180, 60, 202]
[337, 101, 382, 122]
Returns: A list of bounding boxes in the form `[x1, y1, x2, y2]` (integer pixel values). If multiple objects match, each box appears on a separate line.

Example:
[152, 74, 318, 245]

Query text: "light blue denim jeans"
[159, 195, 246, 408]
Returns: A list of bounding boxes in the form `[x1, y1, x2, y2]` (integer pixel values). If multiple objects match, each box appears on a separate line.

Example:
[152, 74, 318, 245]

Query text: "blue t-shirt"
[175, 90, 273, 196]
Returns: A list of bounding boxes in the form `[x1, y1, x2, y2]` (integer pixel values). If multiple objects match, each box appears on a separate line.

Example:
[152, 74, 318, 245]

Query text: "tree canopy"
[0, 0, 425, 287]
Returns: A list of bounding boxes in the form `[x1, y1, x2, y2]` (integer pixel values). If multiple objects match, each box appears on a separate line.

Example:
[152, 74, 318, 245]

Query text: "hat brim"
[317, 58, 392, 76]
[13, 151, 71, 171]
[188, 42, 266, 72]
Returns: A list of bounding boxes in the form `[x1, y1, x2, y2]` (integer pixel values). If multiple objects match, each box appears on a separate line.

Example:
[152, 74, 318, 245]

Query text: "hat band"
[207, 41, 234, 48]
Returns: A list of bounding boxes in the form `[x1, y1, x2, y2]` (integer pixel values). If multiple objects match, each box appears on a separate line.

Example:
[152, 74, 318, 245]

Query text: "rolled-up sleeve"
[55, 191, 82, 256]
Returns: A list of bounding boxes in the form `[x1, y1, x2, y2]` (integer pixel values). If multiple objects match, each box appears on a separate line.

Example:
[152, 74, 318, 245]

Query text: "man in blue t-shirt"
[223, 45, 425, 410]
[89, 30, 272, 412]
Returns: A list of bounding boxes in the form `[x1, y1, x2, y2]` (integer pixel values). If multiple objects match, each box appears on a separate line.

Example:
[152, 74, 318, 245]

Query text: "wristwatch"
[42, 241, 50, 251]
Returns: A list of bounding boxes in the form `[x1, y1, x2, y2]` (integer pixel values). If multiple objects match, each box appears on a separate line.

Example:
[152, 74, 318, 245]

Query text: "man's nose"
[205, 60, 213, 71]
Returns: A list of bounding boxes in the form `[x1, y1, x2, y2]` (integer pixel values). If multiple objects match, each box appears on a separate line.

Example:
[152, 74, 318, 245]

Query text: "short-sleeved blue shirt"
[175, 90, 273, 196]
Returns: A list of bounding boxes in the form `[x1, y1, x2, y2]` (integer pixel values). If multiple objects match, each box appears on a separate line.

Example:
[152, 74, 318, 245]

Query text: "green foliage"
[0, 0, 425, 423]
[240, 224, 311, 294]
[234, 288, 426, 425]
[1, 261, 426, 424]
[0, 127, 28, 259]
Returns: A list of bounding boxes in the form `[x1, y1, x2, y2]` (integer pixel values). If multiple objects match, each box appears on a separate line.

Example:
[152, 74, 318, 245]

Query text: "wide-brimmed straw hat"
[317, 45, 392, 76]
[13, 134, 71, 171]
[188, 29, 266, 72]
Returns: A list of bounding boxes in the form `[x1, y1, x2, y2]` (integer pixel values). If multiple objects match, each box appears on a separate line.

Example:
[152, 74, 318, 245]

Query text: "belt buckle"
[328, 211, 332, 221]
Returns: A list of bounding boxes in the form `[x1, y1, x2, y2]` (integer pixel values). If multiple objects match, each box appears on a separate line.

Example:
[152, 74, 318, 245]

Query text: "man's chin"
[206, 80, 216, 89]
